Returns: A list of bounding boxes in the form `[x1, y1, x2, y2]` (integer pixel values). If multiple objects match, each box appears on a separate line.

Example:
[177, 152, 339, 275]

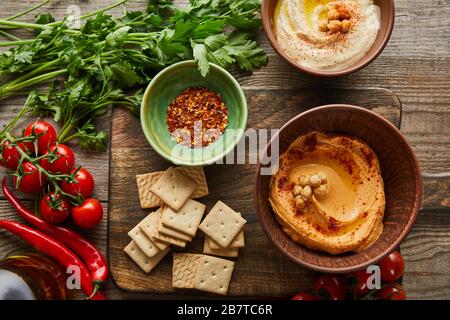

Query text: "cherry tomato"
[40, 192, 71, 224]
[379, 251, 405, 282]
[314, 275, 347, 300]
[376, 284, 406, 300]
[291, 292, 318, 300]
[61, 167, 95, 198]
[13, 162, 47, 194]
[23, 120, 57, 155]
[40, 144, 75, 174]
[71, 198, 103, 229]
[351, 270, 373, 297]
[0, 141, 25, 169]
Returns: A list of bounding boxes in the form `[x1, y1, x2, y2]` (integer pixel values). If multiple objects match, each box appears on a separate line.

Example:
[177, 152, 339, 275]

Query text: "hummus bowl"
[262, 0, 395, 77]
[254, 105, 422, 273]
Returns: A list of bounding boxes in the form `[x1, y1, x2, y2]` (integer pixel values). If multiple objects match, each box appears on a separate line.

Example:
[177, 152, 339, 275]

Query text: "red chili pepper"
[2, 178, 108, 289]
[0, 219, 105, 300]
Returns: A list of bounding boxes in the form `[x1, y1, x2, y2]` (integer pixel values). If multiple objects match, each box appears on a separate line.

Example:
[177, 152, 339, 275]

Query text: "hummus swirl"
[274, 0, 380, 71]
[269, 132, 385, 255]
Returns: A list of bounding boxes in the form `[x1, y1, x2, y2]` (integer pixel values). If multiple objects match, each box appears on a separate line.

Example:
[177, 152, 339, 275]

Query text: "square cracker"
[153, 230, 187, 248]
[204, 236, 239, 258]
[150, 167, 197, 211]
[208, 230, 245, 250]
[199, 201, 247, 248]
[128, 225, 160, 258]
[136, 167, 208, 209]
[158, 223, 192, 242]
[161, 199, 206, 237]
[172, 253, 202, 289]
[124, 241, 170, 273]
[139, 209, 170, 251]
[193, 255, 235, 295]
[208, 213, 245, 249]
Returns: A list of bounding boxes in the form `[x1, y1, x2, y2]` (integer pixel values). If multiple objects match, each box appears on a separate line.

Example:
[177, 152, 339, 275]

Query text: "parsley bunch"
[0, 0, 267, 150]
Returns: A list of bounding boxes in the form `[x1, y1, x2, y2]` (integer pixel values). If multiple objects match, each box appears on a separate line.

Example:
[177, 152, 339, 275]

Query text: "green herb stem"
[0, 19, 48, 30]
[6, 0, 51, 21]
[0, 39, 33, 47]
[0, 29, 21, 41]
[0, 69, 67, 99]
[3, 58, 62, 88]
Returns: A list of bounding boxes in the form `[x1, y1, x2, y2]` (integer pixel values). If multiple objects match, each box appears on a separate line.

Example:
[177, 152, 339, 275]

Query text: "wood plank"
[108, 88, 402, 295]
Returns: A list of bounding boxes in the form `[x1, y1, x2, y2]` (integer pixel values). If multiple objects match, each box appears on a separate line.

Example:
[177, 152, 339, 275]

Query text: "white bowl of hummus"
[254, 105, 422, 273]
[262, 0, 395, 76]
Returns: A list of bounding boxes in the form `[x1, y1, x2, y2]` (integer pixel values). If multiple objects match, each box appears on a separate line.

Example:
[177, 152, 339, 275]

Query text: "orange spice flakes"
[167, 87, 229, 148]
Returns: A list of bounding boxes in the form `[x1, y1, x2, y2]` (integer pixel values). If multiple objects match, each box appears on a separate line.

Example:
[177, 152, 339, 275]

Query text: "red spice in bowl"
[167, 87, 229, 148]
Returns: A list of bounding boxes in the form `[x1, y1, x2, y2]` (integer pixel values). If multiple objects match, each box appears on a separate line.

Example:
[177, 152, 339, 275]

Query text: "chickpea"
[327, 20, 342, 34]
[293, 185, 303, 196]
[299, 175, 310, 187]
[327, 9, 340, 21]
[338, 7, 351, 20]
[318, 172, 328, 183]
[301, 185, 313, 200]
[319, 21, 329, 32]
[341, 19, 351, 33]
[314, 184, 329, 199]
[295, 196, 306, 209]
[309, 175, 322, 188]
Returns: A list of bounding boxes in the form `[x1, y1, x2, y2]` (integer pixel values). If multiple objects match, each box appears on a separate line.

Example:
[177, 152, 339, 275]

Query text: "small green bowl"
[140, 60, 248, 166]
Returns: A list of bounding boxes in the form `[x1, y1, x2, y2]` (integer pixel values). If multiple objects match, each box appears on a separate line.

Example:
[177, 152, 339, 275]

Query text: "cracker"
[153, 231, 188, 248]
[124, 241, 170, 273]
[138, 209, 170, 251]
[193, 255, 235, 295]
[136, 172, 164, 209]
[158, 223, 193, 242]
[136, 167, 208, 209]
[172, 253, 202, 289]
[208, 230, 245, 249]
[150, 167, 197, 211]
[128, 225, 160, 258]
[161, 199, 206, 237]
[199, 201, 247, 248]
[203, 236, 239, 258]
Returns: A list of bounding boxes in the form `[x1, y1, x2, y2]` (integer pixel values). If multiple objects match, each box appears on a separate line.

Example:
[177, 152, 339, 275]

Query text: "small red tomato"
[23, 120, 57, 155]
[13, 162, 47, 194]
[0, 141, 25, 170]
[314, 275, 347, 300]
[350, 270, 373, 297]
[40, 192, 71, 224]
[71, 198, 103, 229]
[61, 167, 94, 198]
[40, 144, 75, 174]
[379, 251, 405, 282]
[376, 284, 407, 300]
[291, 292, 318, 300]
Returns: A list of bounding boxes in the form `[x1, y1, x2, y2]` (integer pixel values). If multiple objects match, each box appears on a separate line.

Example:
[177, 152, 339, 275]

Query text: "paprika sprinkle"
[167, 87, 229, 148]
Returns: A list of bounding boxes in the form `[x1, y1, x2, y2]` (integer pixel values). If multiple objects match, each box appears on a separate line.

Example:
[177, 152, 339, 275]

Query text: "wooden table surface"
[0, 0, 449, 300]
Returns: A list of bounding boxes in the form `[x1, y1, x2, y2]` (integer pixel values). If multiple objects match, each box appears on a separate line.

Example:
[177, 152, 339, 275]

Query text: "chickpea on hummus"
[269, 132, 385, 255]
[274, 0, 380, 71]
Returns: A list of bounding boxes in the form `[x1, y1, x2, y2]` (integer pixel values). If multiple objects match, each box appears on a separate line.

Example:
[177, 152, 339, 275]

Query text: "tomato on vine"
[314, 275, 347, 300]
[40, 144, 75, 174]
[71, 198, 103, 229]
[376, 284, 406, 300]
[61, 167, 95, 198]
[379, 251, 405, 282]
[23, 120, 57, 155]
[13, 162, 47, 194]
[0, 141, 25, 169]
[40, 192, 71, 224]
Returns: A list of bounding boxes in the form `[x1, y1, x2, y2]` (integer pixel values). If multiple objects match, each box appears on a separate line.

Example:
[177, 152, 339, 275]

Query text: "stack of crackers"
[124, 166, 247, 295]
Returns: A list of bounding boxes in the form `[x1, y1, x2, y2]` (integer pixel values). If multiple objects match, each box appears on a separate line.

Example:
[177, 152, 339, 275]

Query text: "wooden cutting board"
[108, 88, 402, 297]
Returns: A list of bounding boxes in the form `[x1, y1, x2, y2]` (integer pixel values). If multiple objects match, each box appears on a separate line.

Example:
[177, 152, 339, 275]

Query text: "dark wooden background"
[0, 0, 449, 299]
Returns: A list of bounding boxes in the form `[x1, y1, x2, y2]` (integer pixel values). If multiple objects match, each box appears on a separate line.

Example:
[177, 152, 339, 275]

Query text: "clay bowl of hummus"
[262, 0, 395, 77]
[254, 105, 422, 273]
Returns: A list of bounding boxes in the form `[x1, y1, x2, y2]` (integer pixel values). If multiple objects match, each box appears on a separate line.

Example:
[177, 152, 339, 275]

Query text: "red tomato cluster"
[291, 251, 406, 301]
[1, 120, 103, 230]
